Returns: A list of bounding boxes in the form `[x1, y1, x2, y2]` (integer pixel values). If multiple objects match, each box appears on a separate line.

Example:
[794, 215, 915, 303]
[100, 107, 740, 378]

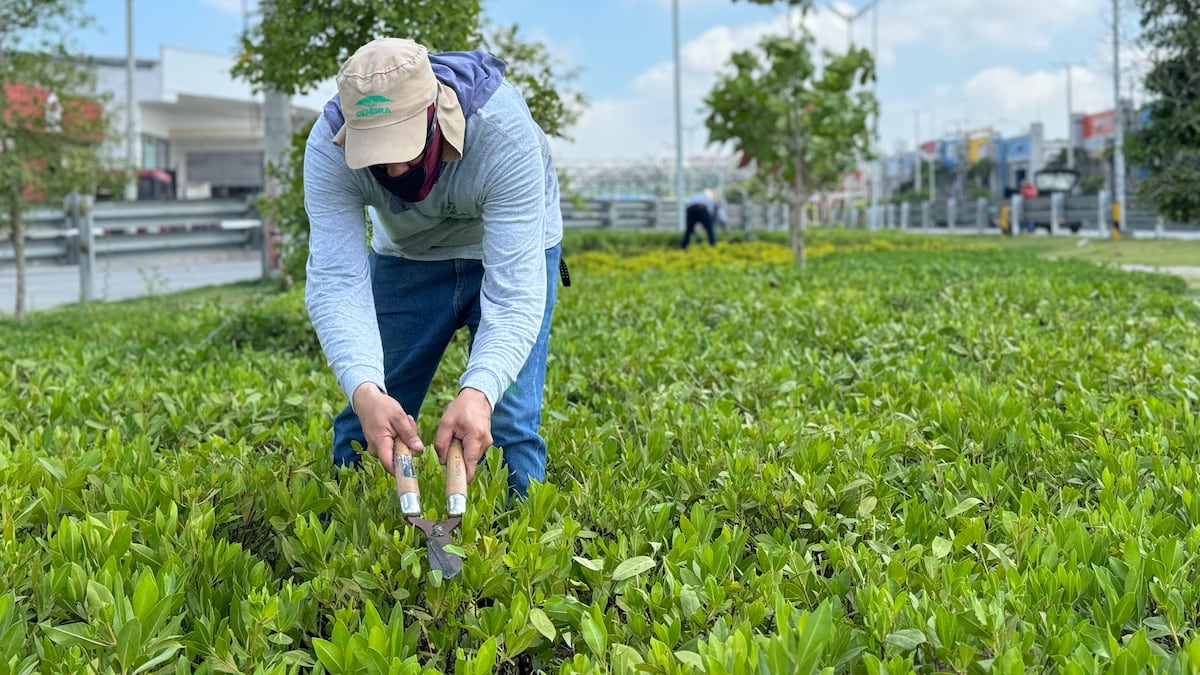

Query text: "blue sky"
[75, 0, 1146, 162]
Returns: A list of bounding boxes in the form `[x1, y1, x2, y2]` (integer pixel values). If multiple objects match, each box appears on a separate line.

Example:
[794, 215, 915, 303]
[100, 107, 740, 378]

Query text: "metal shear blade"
[407, 515, 463, 578]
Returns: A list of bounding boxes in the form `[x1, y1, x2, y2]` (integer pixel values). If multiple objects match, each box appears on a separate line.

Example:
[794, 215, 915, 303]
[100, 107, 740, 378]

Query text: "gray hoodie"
[303, 52, 564, 409]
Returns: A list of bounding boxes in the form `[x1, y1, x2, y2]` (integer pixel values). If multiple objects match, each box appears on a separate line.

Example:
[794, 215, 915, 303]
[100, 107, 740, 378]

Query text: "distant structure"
[556, 154, 754, 201]
[90, 46, 324, 200]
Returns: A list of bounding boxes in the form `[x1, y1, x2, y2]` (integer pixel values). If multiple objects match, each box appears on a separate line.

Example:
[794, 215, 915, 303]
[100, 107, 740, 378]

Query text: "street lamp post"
[829, 1, 881, 227]
[672, 0, 685, 233]
[1052, 61, 1081, 171]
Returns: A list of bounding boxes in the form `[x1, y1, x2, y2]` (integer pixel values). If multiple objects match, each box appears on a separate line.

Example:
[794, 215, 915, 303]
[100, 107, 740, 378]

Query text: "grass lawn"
[940, 233, 1200, 293]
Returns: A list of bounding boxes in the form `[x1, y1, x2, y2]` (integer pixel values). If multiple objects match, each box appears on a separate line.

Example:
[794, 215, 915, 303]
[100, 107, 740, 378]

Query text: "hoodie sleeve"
[302, 119, 387, 405]
[457, 103, 548, 408]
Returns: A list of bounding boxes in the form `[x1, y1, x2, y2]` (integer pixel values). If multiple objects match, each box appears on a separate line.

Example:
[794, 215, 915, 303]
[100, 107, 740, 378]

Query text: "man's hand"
[352, 382, 424, 474]
[435, 387, 493, 483]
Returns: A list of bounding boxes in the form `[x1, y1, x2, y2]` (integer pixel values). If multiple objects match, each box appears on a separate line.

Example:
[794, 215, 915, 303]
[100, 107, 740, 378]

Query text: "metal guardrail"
[836, 191, 1199, 239]
[1, 198, 260, 265]
[6, 193, 1197, 272]
[4, 197, 793, 267]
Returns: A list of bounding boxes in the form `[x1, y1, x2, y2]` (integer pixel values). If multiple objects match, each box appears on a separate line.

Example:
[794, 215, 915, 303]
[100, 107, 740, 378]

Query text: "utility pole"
[870, 0, 880, 229]
[1112, 0, 1127, 236]
[672, 0, 685, 232]
[912, 110, 921, 194]
[1066, 64, 1075, 170]
[124, 0, 137, 201]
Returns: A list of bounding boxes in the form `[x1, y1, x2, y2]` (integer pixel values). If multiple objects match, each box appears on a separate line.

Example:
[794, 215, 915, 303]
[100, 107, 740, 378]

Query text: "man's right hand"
[352, 382, 425, 475]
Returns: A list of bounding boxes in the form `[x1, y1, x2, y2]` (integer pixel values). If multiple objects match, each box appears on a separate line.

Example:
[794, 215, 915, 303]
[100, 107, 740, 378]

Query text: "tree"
[0, 0, 109, 320]
[1126, 0, 1200, 222]
[705, 8, 874, 267]
[234, 1, 585, 280]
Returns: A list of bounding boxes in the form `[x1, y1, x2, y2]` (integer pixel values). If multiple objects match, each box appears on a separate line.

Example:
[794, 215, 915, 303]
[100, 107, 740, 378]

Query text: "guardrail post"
[1011, 194, 1023, 237]
[900, 202, 910, 229]
[605, 199, 618, 229]
[921, 201, 931, 231]
[1050, 193, 1062, 236]
[947, 198, 958, 231]
[976, 197, 987, 234]
[65, 192, 97, 304]
[61, 195, 79, 265]
[1097, 190, 1110, 238]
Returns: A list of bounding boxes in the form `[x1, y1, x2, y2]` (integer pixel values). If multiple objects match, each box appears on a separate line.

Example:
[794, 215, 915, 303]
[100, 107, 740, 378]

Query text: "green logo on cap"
[354, 95, 393, 118]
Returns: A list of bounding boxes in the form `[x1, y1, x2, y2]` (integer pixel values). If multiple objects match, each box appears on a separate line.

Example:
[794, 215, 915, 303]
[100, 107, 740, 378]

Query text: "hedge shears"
[394, 438, 467, 579]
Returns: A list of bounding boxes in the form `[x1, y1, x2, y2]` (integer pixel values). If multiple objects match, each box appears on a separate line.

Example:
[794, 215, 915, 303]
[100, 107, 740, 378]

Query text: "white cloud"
[550, 0, 1135, 161]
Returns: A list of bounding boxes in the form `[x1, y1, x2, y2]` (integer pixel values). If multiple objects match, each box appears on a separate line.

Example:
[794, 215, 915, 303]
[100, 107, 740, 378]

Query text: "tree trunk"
[9, 200, 25, 320]
[788, 174, 807, 268]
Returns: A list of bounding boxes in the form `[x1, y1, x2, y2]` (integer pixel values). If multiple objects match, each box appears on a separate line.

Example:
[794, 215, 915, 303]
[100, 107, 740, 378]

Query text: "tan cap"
[332, 38, 464, 169]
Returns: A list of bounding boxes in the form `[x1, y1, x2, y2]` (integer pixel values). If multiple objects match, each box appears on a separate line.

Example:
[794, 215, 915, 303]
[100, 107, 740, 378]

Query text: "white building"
[92, 46, 333, 199]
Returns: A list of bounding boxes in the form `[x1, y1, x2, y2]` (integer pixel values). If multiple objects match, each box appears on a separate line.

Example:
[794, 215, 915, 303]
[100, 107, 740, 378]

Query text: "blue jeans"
[331, 244, 560, 498]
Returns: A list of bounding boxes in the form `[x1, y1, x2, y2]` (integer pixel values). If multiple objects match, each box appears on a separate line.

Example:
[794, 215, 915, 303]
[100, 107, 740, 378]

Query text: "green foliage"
[1126, 0, 1200, 221]
[705, 10, 875, 265]
[233, 0, 483, 96]
[241, 3, 587, 283]
[3, 231, 1200, 671]
[0, 0, 113, 319]
[705, 31, 874, 197]
[0, 1, 110, 210]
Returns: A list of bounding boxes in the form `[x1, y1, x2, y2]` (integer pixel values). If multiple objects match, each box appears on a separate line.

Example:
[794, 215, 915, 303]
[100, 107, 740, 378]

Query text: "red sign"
[1082, 110, 1115, 139]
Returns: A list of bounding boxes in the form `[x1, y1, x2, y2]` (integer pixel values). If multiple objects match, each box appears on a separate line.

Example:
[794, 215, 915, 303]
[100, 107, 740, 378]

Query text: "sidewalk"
[0, 249, 264, 316]
[1120, 263, 1200, 285]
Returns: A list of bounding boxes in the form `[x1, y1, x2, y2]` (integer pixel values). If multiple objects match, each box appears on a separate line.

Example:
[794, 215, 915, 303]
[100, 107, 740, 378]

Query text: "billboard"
[1006, 136, 1031, 162]
[965, 129, 993, 164]
[941, 139, 960, 168]
[1082, 110, 1115, 158]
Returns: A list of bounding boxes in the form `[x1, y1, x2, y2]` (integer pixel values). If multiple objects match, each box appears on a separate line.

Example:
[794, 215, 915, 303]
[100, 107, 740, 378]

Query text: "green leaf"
[885, 629, 927, 651]
[946, 498, 982, 518]
[529, 607, 556, 641]
[132, 572, 159, 625]
[680, 585, 702, 619]
[312, 638, 344, 674]
[931, 536, 952, 559]
[573, 556, 605, 572]
[37, 457, 66, 481]
[581, 613, 606, 657]
[43, 622, 109, 649]
[675, 650, 704, 669]
[612, 556, 656, 581]
[472, 637, 498, 675]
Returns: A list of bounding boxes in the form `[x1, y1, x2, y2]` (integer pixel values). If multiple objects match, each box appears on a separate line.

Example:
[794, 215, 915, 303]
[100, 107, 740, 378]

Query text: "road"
[0, 249, 265, 316]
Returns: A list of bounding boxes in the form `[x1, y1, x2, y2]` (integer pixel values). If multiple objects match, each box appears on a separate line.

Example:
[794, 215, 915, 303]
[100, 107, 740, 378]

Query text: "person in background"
[1019, 179, 1040, 233]
[302, 37, 565, 499]
[681, 188, 724, 249]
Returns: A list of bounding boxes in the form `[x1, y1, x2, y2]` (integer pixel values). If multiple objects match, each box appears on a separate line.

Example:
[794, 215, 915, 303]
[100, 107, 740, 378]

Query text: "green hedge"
[1, 234, 1198, 673]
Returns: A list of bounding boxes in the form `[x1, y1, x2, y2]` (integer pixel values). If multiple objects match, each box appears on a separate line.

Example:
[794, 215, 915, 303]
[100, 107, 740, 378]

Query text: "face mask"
[368, 104, 445, 203]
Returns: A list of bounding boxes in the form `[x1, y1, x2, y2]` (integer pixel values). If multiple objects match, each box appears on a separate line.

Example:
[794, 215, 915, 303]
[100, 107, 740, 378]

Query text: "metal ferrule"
[447, 494, 466, 516]
[399, 492, 421, 516]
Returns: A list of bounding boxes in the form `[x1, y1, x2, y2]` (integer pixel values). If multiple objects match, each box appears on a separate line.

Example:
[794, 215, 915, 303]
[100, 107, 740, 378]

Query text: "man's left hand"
[435, 387, 493, 483]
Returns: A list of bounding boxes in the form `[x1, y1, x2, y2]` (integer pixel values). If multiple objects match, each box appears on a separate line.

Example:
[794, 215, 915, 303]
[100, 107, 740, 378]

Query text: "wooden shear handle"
[394, 442, 421, 516]
[446, 438, 467, 516]
[395, 438, 468, 517]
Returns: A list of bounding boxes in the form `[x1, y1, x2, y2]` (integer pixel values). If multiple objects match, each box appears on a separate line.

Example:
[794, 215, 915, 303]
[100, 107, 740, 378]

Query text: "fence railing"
[833, 191, 1198, 238]
[6, 192, 1197, 273]
[3, 197, 794, 268]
